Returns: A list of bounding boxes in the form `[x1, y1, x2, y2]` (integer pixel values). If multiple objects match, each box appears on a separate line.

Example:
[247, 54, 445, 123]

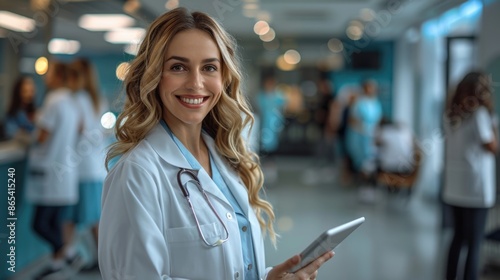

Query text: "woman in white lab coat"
[99, 7, 333, 280]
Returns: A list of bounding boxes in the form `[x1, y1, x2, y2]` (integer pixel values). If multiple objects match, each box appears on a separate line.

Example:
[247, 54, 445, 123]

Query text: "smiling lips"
[178, 96, 208, 106]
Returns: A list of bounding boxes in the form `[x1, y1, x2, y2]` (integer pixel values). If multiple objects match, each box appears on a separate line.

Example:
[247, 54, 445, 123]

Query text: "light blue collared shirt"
[161, 121, 258, 279]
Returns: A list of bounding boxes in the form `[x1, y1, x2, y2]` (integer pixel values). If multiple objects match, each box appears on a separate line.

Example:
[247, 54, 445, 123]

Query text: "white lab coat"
[99, 123, 270, 280]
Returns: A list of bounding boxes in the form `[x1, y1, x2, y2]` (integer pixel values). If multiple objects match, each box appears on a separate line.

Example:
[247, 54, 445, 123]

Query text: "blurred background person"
[63, 58, 108, 271]
[25, 61, 81, 280]
[257, 72, 287, 182]
[314, 74, 336, 165]
[443, 71, 497, 280]
[345, 79, 383, 201]
[332, 85, 359, 185]
[257, 73, 287, 156]
[4, 75, 37, 141]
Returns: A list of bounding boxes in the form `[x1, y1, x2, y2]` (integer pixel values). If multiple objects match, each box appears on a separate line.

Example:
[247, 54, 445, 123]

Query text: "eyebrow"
[165, 56, 220, 63]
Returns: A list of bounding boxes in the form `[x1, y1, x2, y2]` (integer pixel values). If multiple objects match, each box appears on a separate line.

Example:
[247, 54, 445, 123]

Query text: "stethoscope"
[176, 168, 230, 247]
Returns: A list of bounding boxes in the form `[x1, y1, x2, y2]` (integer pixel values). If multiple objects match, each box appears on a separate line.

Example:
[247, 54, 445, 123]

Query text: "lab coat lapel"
[145, 124, 191, 169]
[203, 133, 267, 277]
[202, 134, 267, 276]
[195, 168, 232, 208]
[202, 133, 251, 217]
[147, 124, 231, 207]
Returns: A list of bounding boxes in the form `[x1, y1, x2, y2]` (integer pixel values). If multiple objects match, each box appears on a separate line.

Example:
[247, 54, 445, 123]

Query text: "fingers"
[298, 251, 334, 276]
[268, 251, 334, 280]
[271, 254, 301, 275]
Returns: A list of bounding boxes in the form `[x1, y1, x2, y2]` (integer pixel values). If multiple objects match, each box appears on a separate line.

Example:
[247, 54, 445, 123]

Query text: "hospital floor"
[15, 156, 500, 280]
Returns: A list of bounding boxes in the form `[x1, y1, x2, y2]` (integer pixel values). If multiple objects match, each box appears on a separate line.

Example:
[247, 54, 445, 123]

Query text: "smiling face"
[159, 29, 223, 131]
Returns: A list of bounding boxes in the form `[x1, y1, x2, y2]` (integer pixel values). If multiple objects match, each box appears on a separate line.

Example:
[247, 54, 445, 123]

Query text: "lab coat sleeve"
[475, 107, 494, 144]
[264, 267, 273, 279]
[98, 160, 191, 280]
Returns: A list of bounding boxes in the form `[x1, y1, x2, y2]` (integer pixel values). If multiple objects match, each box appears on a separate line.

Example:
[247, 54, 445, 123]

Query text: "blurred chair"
[376, 144, 422, 197]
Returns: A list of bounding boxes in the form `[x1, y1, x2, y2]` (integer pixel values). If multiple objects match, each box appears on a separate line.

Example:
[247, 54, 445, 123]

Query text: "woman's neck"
[164, 118, 211, 175]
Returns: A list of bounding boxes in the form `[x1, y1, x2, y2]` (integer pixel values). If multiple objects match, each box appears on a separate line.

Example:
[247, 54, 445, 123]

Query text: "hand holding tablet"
[289, 217, 365, 273]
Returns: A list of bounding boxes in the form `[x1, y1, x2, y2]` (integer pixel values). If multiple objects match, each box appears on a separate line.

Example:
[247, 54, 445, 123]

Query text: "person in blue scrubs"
[345, 79, 383, 202]
[257, 74, 287, 155]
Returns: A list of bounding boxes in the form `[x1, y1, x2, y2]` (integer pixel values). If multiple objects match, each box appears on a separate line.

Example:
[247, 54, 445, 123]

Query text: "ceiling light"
[116, 62, 130, 81]
[105, 28, 145, 44]
[48, 38, 80, 54]
[346, 21, 364, 41]
[31, 0, 51, 10]
[284, 49, 301, 65]
[254, 21, 269, 35]
[327, 38, 343, 53]
[346, 26, 363, 40]
[35, 56, 48, 75]
[259, 28, 275, 42]
[0, 11, 36, 32]
[79, 14, 135, 31]
[123, 0, 141, 14]
[276, 55, 295, 71]
[165, 0, 179, 10]
[101, 112, 117, 129]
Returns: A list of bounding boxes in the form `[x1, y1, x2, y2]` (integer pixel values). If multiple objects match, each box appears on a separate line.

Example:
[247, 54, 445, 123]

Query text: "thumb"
[273, 255, 301, 274]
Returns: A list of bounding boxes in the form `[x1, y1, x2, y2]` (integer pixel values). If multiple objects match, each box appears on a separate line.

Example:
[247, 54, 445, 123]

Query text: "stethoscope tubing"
[176, 168, 230, 247]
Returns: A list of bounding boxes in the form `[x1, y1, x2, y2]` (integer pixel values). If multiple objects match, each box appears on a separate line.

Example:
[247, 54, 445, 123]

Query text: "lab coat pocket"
[166, 223, 226, 278]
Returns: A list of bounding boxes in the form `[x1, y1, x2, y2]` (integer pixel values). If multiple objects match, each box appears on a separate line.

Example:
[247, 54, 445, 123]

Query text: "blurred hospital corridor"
[2, 0, 500, 279]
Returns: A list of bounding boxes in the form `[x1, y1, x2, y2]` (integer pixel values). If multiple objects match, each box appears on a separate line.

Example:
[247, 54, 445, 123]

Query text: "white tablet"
[289, 217, 365, 273]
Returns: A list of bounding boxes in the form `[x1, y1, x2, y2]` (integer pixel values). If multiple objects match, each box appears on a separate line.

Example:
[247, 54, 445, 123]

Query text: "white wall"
[392, 36, 416, 130]
[479, 1, 500, 69]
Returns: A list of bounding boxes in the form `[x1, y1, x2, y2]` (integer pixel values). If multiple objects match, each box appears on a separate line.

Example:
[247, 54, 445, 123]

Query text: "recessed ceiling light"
[104, 28, 145, 44]
[284, 49, 301, 65]
[35, 56, 48, 75]
[165, 0, 179, 10]
[79, 14, 135, 31]
[254, 21, 270, 35]
[101, 112, 117, 129]
[259, 28, 275, 42]
[0, 11, 36, 32]
[327, 38, 343, 53]
[48, 38, 80, 54]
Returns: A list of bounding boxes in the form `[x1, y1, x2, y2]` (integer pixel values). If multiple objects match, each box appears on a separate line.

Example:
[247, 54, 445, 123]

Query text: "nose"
[186, 70, 203, 91]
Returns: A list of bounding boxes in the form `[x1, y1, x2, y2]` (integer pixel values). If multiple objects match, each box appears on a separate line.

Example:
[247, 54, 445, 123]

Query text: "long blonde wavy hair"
[106, 7, 276, 243]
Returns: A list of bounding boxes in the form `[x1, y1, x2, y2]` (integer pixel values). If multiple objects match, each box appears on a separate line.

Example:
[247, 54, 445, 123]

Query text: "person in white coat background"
[98, 7, 333, 280]
[63, 58, 109, 270]
[443, 71, 498, 280]
[27, 61, 81, 280]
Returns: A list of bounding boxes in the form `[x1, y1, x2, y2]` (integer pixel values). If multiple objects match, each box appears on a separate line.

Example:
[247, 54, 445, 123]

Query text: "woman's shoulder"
[112, 140, 158, 169]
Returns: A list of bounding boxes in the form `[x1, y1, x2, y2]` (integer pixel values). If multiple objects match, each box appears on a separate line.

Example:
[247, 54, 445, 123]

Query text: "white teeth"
[180, 97, 204, 104]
